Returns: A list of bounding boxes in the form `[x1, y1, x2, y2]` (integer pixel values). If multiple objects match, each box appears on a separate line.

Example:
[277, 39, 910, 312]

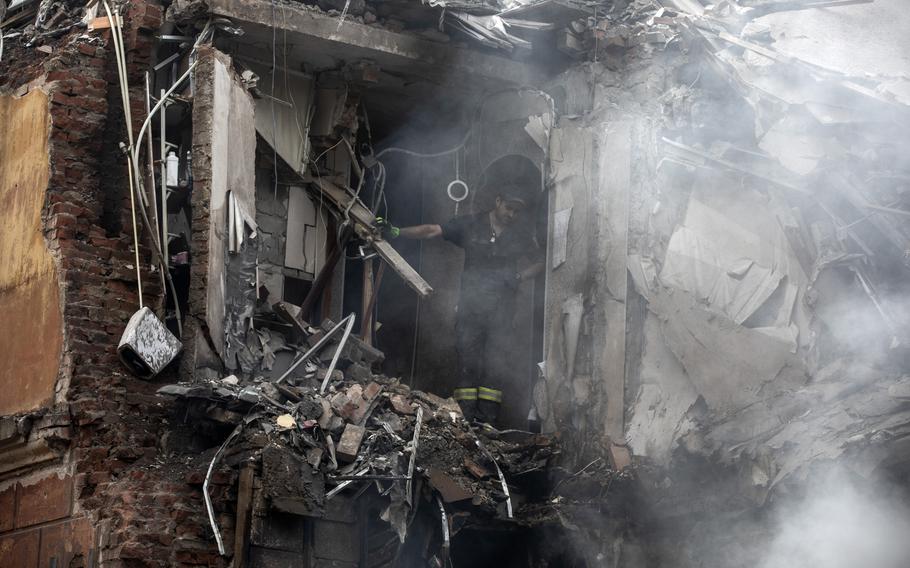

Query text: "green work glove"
[375, 217, 400, 239]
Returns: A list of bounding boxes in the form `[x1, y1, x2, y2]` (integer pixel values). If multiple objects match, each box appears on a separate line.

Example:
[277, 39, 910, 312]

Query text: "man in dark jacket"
[383, 189, 543, 425]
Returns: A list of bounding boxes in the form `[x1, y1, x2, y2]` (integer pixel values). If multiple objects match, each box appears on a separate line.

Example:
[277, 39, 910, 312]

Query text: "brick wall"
[0, 2, 237, 567]
[0, 474, 94, 567]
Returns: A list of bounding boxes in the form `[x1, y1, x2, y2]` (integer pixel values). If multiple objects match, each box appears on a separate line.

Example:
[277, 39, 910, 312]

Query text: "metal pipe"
[473, 433, 512, 518]
[159, 34, 196, 42]
[326, 466, 370, 500]
[320, 313, 356, 394]
[160, 87, 169, 304]
[405, 405, 423, 505]
[275, 314, 354, 385]
[125, 158, 144, 307]
[204, 425, 242, 555]
[104, 2, 143, 307]
[152, 51, 181, 72]
[436, 496, 450, 561]
[144, 73, 167, 296]
[131, 62, 197, 172]
[330, 475, 410, 481]
[131, 64, 196, 336]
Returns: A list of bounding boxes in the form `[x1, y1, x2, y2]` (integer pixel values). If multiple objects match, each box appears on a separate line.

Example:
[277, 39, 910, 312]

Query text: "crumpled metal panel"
[118, 307, 182, 378]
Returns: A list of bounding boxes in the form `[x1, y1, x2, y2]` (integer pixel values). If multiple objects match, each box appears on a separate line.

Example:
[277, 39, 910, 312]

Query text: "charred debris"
[1, 0, 910, 566]
[158, 317, 633, 566]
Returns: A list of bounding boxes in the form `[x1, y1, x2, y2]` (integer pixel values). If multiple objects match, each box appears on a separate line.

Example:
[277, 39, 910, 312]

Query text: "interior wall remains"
[0, 90, 63, 416]
[187, 48, 257, 375]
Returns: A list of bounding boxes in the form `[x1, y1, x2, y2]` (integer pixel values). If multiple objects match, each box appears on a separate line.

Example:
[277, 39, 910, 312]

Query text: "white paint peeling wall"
[200, 50, 257, 362]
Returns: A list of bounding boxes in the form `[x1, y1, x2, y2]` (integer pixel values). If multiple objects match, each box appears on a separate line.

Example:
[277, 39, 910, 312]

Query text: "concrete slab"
[208, 0, 546, 88]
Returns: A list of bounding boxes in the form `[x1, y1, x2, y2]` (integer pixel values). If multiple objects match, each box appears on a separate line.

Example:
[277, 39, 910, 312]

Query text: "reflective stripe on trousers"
[453, 387, 478, 401]
[477, 386, 502, 403]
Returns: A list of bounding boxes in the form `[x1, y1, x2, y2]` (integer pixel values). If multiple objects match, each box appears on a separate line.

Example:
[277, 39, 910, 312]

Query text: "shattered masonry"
[1, 0, 909, 566]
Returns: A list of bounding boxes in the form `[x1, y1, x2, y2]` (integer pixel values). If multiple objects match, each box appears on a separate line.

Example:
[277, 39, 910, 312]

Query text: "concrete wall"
[540, 117, 633, 445]
[0, 90, 63, 416]
[540, 121, 594, 435]
[251, 63, 314, 176]
[188, 48, 257, 372]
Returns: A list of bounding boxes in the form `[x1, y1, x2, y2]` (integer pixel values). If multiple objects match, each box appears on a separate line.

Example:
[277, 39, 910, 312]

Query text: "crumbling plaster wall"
[0, 89, 64, 417]
[539, 62, 644, 454]
[560, 15, 910, 565]
[187, 47, 257, 375]
[538, 41, 821, 486]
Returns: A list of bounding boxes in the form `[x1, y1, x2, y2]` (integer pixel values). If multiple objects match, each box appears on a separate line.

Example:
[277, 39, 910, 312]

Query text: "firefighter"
[380, 188, 543, 426]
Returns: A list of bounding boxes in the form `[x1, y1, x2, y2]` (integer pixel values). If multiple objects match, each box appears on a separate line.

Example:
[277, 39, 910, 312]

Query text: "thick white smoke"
[758, 469, 910, 568]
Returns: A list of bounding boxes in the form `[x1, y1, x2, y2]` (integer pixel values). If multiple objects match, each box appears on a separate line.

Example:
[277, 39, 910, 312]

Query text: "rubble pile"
[157, 315, 629, 561]
[592, 2, 681, 53]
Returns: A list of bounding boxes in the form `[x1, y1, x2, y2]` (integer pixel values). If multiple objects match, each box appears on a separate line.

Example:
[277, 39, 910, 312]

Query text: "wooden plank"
[307, 177, 433, 297]
[360, 259, 374, 344]
[299, 229, 347, 323]
[307, 177, 374, 226]
[234, 464, 256, 568]
[361, 263, 385, 343]
[273, 301, 308, 336]
[371, 239, 432, 297]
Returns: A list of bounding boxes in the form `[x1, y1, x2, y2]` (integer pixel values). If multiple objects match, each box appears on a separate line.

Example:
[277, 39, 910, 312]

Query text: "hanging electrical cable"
[144, 72, 167, 296]
[375, 127, 474, 160]
[119, 12, 188, 333]
[103, 0, 144, 307]
[104, 0, 199, 337]
[129, 63, 197, 337]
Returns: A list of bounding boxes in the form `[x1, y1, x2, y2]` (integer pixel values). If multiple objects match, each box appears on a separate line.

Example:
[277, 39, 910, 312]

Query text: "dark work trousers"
[454, 295, 511, 424]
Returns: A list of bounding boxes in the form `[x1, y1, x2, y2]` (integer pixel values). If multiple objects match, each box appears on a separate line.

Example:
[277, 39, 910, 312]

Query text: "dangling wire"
[454, 150, 460, 216]
[103, 1, 143, 308]
[105, 0, 198, 335]
[447, 147, 469, 216]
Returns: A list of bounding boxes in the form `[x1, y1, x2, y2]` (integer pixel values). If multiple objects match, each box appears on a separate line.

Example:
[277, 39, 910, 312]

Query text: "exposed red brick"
[0, 486, 14, 532]
[16, 474, 73, 528]
[39, 517, 94, 568]
[0, 530, 39, 567]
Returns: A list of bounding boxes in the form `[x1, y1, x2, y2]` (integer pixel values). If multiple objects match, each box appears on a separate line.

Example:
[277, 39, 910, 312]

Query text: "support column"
[592, 121, 631, 441]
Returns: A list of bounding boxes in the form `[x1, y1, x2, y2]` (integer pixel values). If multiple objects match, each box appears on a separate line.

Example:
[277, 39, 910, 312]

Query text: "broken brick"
[464, 458, 492, 480]
[336, 424, 365, 463]
[390, 394, 416, 415]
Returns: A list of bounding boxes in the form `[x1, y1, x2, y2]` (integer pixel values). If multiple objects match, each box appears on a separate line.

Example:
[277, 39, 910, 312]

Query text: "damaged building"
[1, 0, 910, 566]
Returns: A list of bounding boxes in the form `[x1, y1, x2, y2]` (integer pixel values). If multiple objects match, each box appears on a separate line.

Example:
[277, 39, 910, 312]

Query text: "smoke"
[758, 469, 910, 568]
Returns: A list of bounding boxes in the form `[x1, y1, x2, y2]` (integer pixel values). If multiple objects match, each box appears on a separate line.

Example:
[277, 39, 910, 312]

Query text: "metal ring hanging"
[447, 179, 469, 203]
[447, 149, 469, 204]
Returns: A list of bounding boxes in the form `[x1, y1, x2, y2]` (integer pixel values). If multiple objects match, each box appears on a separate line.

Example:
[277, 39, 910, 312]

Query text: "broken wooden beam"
[305, 176, 433, 298]
[273, 301, 309, 338]
[371, 239, 432, 297]
[299, 226, 350, 323]
[233, 463, 256, 567]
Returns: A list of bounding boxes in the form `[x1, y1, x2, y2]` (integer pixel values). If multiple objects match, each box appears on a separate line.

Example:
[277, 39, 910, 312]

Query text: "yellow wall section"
[0, 90, 63, 415]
